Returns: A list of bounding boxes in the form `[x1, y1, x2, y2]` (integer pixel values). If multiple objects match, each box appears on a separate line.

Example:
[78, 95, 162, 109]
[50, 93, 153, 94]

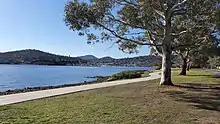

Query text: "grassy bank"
[0, 69, 220, 124]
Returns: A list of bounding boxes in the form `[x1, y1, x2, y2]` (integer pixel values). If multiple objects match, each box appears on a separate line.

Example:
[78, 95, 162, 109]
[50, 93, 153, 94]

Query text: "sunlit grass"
[172, 69, 220, 84]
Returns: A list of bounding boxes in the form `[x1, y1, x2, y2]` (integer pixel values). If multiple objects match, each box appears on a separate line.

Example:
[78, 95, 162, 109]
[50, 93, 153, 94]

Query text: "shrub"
[108, 70, 148, 81]
[154, 64, 162, 70]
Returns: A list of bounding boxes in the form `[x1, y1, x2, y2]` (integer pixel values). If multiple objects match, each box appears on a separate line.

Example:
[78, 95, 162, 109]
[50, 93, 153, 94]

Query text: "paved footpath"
[0, 72, 160, 106]
[211, 69, 220, 78]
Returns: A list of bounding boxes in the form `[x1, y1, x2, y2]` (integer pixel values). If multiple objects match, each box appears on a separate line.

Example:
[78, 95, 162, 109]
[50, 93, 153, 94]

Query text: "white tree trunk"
[159, 0, 174, 86]
[160, 40, 174, 86]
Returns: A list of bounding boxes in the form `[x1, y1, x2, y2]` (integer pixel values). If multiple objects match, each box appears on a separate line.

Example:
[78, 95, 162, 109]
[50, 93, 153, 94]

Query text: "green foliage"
[208, 56, 220, 68]
[64, 0, 218, 53]
[108, 70, 148, 81]
[154, 64, 162, 70]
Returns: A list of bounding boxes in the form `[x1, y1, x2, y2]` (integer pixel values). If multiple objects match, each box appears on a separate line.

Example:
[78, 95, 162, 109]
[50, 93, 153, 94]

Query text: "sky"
[0, 0, 150, 58]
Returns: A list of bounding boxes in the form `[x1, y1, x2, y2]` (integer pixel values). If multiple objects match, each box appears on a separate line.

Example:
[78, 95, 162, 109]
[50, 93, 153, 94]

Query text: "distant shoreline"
[0, 49, 161, 67]
[0, 63, 151, 68]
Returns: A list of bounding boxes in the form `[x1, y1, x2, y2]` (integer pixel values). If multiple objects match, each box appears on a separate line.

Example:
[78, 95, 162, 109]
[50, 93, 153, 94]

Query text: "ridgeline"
[0, 49, 161, 67]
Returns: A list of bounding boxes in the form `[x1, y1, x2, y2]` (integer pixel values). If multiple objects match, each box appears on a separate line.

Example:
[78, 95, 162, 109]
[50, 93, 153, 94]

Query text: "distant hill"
[86, 55, 161, 67]
[0, 49, 162, 67]
[100, 56, 115, 60]
[78, 55, 98, 60]
[0, 49, 87, 66]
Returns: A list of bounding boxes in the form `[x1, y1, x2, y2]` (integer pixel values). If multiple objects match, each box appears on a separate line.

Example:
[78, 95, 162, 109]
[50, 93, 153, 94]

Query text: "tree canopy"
[65, 0, 217, 50]
[64, 0, 219, 85]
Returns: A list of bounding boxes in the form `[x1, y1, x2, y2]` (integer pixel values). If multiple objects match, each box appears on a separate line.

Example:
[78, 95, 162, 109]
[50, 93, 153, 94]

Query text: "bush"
[108, 70, 148, 81]
[154, 64, 162, 70]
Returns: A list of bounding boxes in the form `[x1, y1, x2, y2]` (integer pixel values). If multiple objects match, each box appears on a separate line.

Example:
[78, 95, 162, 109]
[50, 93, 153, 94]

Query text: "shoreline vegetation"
[0, 70, 150, 96]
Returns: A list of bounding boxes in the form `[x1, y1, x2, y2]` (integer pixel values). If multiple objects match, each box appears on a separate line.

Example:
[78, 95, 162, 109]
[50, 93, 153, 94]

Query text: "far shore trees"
[64, 0, 218, 85]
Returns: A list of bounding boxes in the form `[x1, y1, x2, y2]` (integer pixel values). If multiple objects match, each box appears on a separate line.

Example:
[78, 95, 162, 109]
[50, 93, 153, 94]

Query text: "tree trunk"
[187, 63, 191, 71]
[160, 44, 174, 86]
[160, 2, 173, 86]
[180, 58, 187, 75]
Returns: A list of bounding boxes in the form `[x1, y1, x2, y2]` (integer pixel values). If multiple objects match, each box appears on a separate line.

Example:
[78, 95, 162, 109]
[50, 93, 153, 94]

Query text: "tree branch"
[122, 0, 138, 7]
[147, 31, 163, 56]
[123, 32, 145, 36]
[108, 14, 146, 30]
[174, 50, 185, 59]
[172, 10, 187, 16]
[171, 30, 187, 37]
[153, 8, 165, 19]
[97, 22, 162, 46]
[173, 37, 207, 50]
[171, 0, 188, 12]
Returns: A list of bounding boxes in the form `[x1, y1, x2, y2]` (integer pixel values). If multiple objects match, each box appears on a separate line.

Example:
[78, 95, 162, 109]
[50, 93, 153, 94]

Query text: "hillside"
[0, 49, 86, 66]
[0, 49, 162, 67]
[78, 55, 98, 60]
[87, 55, 161, 67]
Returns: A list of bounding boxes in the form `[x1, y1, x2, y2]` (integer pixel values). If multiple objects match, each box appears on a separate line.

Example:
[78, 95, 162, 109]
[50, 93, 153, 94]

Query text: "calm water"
[0, 65, 152, 91]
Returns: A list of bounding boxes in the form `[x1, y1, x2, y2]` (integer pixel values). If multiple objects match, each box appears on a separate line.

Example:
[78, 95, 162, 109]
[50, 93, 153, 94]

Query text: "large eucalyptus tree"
[64, 0, 218, 85]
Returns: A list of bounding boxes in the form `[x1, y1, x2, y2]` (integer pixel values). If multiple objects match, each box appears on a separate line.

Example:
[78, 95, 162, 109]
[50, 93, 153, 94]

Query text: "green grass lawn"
[0, 69, 220, 124]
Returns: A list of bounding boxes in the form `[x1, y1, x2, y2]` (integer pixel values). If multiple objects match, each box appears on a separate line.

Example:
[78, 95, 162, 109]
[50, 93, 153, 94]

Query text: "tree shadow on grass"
[212, 75, 220, 78]
[189, 75, 220, 78]
[185, 74, 210, 76]
[164, 83, 220, 112]
[177, 74, 220, 79]
[175, 83, 220, 90]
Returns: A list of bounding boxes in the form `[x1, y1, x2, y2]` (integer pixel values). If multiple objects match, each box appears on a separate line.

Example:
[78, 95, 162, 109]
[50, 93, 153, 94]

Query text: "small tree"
[208, 56, 220, 69]
[64, 0, 218, 85]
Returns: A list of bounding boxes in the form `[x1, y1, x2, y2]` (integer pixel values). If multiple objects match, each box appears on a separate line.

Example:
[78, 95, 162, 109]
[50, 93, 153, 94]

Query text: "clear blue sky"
[0, 0, 150, 58]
